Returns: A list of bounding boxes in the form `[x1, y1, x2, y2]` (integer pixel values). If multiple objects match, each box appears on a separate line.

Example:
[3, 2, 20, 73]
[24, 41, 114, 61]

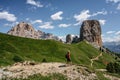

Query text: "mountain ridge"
[7, 22, 59, 41]
[104, 41, 120, 53]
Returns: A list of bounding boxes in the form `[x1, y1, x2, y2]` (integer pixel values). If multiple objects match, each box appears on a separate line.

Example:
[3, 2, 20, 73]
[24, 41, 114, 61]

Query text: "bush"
[42, 58, 47, 62]
[13, 55, 23, 62]
[106, 62, 120, 74]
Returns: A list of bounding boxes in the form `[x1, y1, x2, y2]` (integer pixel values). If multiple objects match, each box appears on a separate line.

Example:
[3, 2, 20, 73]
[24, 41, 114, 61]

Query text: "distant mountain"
[7, 22, 59, 41]
[104, 41, 120, 53]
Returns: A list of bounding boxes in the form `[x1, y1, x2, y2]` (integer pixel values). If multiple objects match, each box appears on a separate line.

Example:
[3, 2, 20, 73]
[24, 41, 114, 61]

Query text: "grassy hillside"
[0, 33, 115, 68]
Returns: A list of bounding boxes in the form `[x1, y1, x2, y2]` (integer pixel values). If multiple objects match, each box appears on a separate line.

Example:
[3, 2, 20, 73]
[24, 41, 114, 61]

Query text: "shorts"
[67, 58, 71, 62]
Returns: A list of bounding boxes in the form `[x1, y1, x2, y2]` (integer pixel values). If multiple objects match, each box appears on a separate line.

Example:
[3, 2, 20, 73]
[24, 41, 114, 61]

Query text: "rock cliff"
[66, 34, 72, 43]
[7, 22, 59, 40]
[7, 22, 38, 39]
[80, 20, 102, 48]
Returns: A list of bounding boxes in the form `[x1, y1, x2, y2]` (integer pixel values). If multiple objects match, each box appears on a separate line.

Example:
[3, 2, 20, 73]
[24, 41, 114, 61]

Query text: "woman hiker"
[65, 50, 72, 65]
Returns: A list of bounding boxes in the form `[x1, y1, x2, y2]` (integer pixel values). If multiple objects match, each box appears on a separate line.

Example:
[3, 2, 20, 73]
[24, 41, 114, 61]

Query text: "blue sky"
[0, 0, 120, 42]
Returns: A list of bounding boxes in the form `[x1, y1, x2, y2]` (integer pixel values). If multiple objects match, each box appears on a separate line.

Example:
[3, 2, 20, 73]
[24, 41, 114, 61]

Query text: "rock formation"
[72, 36, 79, 43]
[80, 20, 102, 48]
[7, 22, 59, 40]
[7, 22, 38, 39]
[66, 34, 72, 43]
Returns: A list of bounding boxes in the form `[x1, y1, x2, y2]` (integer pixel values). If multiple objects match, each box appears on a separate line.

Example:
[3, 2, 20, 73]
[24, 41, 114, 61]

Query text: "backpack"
[65, 54, 68, 58]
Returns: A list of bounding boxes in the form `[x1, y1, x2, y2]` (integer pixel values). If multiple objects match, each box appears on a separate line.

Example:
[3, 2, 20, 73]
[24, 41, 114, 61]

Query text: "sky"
[0, 0, 120, 42]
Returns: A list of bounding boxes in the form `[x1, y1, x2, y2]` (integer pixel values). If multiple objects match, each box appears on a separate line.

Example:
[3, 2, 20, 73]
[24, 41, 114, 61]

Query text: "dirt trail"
[90, 53, 103, 67]
[1, 57, 120, 80]
[0, 62, 97, 80]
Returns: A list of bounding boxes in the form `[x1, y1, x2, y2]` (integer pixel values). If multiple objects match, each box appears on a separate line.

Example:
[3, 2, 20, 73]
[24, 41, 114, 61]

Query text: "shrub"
[13, 55, 23, 62]
[42, 58, 47, 62]
[106, 62, 120, 74]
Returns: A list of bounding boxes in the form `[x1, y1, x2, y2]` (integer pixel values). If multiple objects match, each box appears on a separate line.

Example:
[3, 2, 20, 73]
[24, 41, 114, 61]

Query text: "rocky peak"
[7, 22, 59, 40]
[80, 20, 102, 48]
[7, 22, 38, 39]
[66, 34, 72, 43]
[72, 36, 79, 43]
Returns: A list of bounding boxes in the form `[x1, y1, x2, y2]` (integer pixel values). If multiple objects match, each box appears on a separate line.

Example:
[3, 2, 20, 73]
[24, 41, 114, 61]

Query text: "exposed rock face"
[66, 34, 72, 43]
[80, 20, 102, 48]
[7, 22, 59, 40]
[37, 30, 59, 40]
[7, 22, 38, 39]
[72, 36, 79, 43]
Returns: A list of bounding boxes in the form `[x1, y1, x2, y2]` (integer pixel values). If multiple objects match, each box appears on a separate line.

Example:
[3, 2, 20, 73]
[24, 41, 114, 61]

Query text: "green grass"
[2, 73, 67, 80]
[106, 72, 120, 78]
[0, 32, 115, 69]
[96, 71, 110, 80]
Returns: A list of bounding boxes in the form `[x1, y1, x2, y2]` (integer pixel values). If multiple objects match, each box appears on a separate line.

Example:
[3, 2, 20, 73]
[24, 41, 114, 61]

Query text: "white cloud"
[26, 18, 30, 21]
[106, 0, 120, 10]
[4, 23, 11, 27]
[32, 20, 42, 24]
[26, 0, 43, 7]
[117, 3, 120, 10]
[101, 34, 105, 37]
[74, 10, 91, 25]
[92, 11, 107, 16]
[24, 19, 53, 29]
[102, 37, 113, 42]
[99, 19, 106, 25]
[51, 11, 63, 20]
[59, 24, 71, 28]
[4, 21, 19, 27]
[58, 34, 79, 42]
[39, 22, 54, 29]
[115, 31, 120, 35]
[74, 10, 107, 26]
[0, 11, 17, 22]
[102, 35, 120, 42]
[106, 31, 115, 34]
[102, 31, 120, 42]
[73, 22, 81, 26]
[58, 35, 66, 42]
[106, 0, 120, 3]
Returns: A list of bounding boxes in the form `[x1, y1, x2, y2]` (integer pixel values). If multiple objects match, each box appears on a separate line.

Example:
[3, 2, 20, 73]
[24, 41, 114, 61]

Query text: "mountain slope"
[0, 33, 115, 68]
